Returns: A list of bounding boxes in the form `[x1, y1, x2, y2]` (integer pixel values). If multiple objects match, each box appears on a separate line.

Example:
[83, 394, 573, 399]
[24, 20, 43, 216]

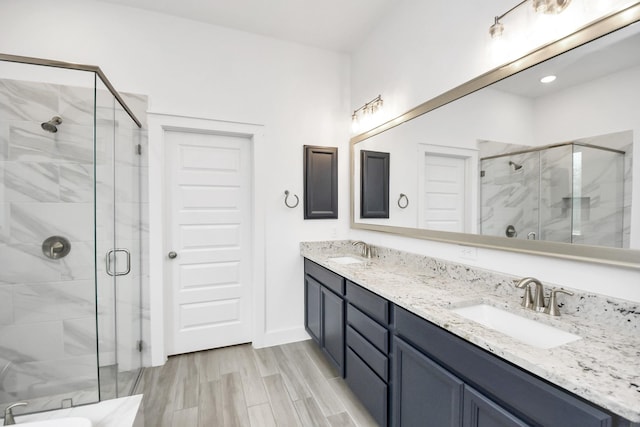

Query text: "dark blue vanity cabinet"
[304, 259, 345, 375]
[345, 280, 391, 427]
[303, 260, 617, 427]
[394, 306, 613, 427]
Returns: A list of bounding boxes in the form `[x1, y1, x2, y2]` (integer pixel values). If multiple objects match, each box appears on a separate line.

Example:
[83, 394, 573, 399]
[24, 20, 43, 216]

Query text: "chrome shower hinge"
[136, 144, 142, 155]
[137, 340, 143, 352]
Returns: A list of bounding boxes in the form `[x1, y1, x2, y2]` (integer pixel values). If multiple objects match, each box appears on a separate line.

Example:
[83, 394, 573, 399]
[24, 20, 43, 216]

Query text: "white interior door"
[422, 153, 466, 232]
[165, 130, 252, 355]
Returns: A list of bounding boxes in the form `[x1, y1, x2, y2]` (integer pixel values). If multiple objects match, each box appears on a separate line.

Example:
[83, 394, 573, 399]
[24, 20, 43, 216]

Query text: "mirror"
[351, 5, 640, 268]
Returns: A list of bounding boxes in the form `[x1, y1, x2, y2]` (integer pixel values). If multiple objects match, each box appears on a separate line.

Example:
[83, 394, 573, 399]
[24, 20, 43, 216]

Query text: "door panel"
[423, 154, 466, 232]
[463, 387, 530, 427]
[393, 337, 464, 427]
[166, 130, 252, 355]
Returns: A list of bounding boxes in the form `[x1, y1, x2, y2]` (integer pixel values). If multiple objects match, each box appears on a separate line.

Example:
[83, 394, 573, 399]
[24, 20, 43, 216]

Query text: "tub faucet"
[352, 241, 373, 259]
[515, 277, 546, 312]
[3, 402, 27, 425]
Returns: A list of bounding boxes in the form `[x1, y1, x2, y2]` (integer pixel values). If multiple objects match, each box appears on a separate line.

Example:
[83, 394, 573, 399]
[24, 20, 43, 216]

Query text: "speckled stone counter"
[301, 240, 640, 423]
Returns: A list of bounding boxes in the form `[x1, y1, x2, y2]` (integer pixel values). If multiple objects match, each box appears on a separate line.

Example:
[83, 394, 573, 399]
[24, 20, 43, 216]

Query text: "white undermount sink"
[450, 304, 581, 349]
[20, 418, 92, 427]
[327, 256, 364, 265]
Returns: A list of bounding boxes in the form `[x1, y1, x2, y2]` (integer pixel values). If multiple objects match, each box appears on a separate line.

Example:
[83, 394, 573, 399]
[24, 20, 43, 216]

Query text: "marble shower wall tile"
[58, 85, 95, 126]
[0, 321, 64, 364]
[8, 355, 98, 398]
[9, 202, 93, 244]
[0, 243, 64, 285]
[64, 317, 98, 357]
[12, 280, 95, 324]
[59, 163, 93, 203]
[9, 123, 93, 163]
[0, 80, 58, 122]
[1, 161, 60, 202]
[0, 285, 12, 325]
[0, 122, 8, 161]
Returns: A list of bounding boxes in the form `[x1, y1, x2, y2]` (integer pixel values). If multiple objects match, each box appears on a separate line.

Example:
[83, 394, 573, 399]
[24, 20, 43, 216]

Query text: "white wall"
[0, 0, 353, 362]
[351, 0, 640, 302]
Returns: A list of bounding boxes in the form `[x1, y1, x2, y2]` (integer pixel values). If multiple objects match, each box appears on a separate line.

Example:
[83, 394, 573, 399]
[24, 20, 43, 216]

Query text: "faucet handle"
[514, 279, 534, 309]
[4, 402, 27, 425]
[544, 288, 574, 316]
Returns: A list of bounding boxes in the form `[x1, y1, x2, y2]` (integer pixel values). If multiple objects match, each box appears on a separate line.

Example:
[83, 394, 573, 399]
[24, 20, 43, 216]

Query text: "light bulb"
[489, 18, 504, 38]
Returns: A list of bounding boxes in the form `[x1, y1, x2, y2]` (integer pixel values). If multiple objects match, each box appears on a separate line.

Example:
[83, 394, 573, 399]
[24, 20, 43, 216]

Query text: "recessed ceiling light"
[540, 75, 557, 83]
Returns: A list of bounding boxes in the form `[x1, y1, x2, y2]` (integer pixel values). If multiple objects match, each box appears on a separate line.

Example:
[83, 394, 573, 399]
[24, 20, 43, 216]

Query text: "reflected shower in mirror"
[351, 8, 640, 263]
[479, 132, 630, 248]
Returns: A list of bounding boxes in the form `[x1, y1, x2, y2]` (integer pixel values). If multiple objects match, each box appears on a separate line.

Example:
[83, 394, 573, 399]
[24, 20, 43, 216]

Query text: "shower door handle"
[106, 249, 131, 276]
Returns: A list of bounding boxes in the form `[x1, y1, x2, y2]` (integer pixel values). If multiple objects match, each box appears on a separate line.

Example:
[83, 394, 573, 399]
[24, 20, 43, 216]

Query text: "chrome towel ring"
[284, 190, 299, 208]
[397, 193, 409, 209]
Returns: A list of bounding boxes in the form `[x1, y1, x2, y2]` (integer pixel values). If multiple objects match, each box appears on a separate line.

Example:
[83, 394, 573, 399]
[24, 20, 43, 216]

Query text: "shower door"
[0, 64, 101, 413]
[95, 80, 143, 400]
[0, 59, 143, 417]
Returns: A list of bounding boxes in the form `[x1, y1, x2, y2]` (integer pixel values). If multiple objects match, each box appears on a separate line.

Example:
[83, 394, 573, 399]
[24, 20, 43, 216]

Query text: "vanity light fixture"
[540, 75, 557, 83]
[490, 0, 572, 38]
[351, 95, 383, 133]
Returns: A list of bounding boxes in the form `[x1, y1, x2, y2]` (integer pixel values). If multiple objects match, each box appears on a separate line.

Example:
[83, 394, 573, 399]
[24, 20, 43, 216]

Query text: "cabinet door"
[305, 275, 321, 343]
[322, 287, 345, 374]
[392, 337, 463, 427]
[463, 387, 530, 427]
[304, 145, 338, 219]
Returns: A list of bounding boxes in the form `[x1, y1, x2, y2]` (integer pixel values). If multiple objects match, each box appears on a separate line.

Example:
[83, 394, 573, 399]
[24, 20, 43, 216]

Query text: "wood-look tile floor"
[135, 340, 378, 427]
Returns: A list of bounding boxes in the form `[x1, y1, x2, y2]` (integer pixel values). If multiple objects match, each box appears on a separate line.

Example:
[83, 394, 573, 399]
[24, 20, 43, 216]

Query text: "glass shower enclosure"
[0, 55, 145, 415]
[480, 142, 626, 248]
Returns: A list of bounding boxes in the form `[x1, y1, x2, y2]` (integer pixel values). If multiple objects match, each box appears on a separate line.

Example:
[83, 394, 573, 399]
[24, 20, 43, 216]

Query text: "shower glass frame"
[0, 53, 143, 415]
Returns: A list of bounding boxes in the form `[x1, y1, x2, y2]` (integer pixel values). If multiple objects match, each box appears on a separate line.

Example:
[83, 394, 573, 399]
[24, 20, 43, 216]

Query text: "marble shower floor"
[135, 340, 378, 427]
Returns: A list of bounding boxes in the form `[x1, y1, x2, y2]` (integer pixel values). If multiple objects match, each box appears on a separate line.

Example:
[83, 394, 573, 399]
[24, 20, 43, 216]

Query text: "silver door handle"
[106, 248, 131, 276]
[168, 251, 178, 259]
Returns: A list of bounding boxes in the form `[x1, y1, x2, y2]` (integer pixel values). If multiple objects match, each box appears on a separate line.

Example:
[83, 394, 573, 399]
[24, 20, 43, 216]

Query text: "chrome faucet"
[3, 402, 27, 425]
[515, 277, 546, 312]
[352, 241, 374, 259]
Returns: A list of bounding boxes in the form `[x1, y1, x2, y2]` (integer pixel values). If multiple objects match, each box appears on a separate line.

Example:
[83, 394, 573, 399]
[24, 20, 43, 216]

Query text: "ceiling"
[492, 21, 640, 98]
[97, 0, 395, 52]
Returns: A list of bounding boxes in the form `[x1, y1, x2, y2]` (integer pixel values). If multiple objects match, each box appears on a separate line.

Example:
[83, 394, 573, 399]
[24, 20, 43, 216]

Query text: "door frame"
[148, 113, 266, 366]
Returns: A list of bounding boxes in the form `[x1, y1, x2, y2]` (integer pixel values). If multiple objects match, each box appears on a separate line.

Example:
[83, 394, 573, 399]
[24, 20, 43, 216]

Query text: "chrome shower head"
[41, 116, 62, 133]
[509, 160, 523, 171]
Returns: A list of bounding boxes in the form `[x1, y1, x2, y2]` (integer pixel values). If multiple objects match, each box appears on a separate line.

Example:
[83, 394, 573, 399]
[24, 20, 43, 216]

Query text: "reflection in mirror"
[360, 150, 390, 218]
[479, 134, 630, 248]
[351, 8, 640, 265]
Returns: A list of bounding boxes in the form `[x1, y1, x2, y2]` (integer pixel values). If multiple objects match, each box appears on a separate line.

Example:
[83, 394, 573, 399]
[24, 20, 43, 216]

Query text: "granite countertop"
[301, 241, 640, 423]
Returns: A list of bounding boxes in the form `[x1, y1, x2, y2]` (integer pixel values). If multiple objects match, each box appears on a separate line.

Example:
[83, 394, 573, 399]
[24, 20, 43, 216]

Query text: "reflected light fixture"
[490, 0, 572, 38]
[351, 95, 383, 133]
[540, 75, 557, 83]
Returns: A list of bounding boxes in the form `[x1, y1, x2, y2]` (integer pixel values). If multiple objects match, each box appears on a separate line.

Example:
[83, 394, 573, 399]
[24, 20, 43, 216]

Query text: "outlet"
[459, 245, 477, 261]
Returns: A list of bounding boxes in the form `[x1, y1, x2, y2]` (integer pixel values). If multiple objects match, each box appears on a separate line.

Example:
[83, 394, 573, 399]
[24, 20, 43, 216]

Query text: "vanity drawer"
[304, 259, 345, 295]
[346, 280, 389, 324]
[347, 325, 388, 381]
[346, 347, 388, 427]
[347, 304, 389, 353]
